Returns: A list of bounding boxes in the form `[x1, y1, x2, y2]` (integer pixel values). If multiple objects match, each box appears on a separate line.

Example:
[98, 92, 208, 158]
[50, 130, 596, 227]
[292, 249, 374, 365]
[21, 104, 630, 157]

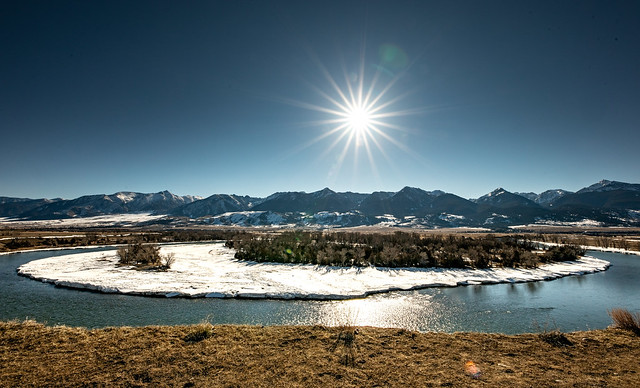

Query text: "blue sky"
[2, 0, 639, 200]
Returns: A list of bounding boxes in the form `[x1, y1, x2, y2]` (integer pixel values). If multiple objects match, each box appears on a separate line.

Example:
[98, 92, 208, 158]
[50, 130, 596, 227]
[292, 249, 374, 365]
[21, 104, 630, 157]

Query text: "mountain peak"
[313, 187, 336, 197]
[489, 188, 507, 197]
[2, 181, 640, 227]
[115, 192, 138, 203]
[475, 187, 541, 209]
[578, 180, 640, 194]
[395, 186, 431, 200]
[515, 189, 572, 206]
[398, 186, 427, 195]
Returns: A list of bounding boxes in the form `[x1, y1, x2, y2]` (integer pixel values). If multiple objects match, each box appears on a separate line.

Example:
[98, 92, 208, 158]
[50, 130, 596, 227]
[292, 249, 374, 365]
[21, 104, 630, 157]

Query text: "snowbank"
[17, 242, 610, 300]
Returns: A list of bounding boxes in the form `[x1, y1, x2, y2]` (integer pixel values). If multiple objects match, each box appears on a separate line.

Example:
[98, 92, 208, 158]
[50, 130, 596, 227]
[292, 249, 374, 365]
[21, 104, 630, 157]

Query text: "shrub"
[608, 308, 640, 335]
[542, 244, 585, 262]
[183, 322, 215, 343]
[539, 330, 573, 347]
[5, 238, 39, 250]
[161, 253, 176, 268]
[117, 240, 174, 270]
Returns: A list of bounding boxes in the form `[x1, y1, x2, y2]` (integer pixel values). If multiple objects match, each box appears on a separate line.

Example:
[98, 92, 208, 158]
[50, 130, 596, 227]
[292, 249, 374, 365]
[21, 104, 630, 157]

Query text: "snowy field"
[17, 242, 611, 300]
[0, 213, 167, 228]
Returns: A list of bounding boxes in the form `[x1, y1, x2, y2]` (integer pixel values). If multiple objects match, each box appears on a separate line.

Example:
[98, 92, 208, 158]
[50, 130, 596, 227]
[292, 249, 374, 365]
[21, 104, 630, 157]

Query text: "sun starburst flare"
[346, 105, 371, 137]
[277, 44, 428, 183]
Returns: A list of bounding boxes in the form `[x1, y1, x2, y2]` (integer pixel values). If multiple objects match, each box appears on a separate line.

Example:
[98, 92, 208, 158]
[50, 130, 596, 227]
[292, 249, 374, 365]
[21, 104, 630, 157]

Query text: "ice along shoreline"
[17, 242, 611, 300]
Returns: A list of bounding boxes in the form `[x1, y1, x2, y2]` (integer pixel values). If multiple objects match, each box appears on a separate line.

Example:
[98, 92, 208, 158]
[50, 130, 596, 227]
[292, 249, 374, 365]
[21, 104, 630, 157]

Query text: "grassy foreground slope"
[1, 321, 638, 387]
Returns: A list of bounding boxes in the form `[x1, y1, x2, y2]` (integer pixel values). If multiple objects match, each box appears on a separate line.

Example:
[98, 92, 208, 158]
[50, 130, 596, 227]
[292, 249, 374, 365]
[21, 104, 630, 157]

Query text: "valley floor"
[1, 321, 638, 387]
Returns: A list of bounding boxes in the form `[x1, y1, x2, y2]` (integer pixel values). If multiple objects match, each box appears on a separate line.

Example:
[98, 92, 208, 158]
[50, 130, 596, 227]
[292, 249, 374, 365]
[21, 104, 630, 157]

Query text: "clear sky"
[2, 0, 639, 200]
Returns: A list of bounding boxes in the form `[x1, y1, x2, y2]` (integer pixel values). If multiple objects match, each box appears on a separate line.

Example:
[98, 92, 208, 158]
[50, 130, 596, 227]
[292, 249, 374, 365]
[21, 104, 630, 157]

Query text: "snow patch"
[116, 192, 137, 203]
[202, 211, 286, 226]
[17, 242, 611, 300]
[438, 213, 466, 222]
[0, 213, 167, 228]
[510, 219, 604, 228]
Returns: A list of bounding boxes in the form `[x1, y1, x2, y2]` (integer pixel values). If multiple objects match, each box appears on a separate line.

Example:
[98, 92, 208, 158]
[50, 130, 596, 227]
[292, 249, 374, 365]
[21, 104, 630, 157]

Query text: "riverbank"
[1, 320, 638, 387]
[535, 241, 640, 256]
[17, 242, 610, 299]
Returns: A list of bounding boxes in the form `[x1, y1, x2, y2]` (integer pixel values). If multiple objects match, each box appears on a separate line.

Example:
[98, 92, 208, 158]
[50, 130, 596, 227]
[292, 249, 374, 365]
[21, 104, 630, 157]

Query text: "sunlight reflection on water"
[282, 291, 457, 332]
[2, 249, 640, 333]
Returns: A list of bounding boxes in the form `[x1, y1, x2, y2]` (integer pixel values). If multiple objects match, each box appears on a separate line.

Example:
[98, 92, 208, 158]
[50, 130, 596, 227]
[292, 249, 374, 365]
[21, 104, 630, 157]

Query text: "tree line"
[0, 229, 240, 252]
[225, 231, 585, 269]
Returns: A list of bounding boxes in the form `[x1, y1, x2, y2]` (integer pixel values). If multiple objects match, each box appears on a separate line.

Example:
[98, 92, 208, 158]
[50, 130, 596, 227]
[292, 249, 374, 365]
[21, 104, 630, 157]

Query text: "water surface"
[1, 248, 638, 333]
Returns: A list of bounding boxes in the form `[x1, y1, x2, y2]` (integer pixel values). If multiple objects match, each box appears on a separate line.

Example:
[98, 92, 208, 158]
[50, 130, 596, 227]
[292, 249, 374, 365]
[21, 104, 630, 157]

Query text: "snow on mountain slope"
[475, 188, 539, 208]
[577, 180, 640, 194]
[515, 190, 572, 205]
[2, 180, 640, 228]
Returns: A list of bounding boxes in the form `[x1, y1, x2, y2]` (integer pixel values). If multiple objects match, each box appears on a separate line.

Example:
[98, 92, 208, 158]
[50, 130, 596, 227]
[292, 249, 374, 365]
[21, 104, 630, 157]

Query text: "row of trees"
[0, 229, 242, 252]
[225, 231, 585, 269]
[535, 233, 640, 251]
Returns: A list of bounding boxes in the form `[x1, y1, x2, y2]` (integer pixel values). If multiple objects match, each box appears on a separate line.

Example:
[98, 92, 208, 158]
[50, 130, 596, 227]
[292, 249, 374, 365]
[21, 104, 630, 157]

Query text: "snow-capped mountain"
[356, 186, 448, 217]
[515, 189, 572, 206]
[553, 181, 640, 210]
[576, 180, 640, 194]
[2, 180, 640, 228]
[172, 194, 259, 218]
[252, 188, 366, 214]
[0, 197, 59, 218]
[8, 191, 200, 220]
[113, 191, 201, 212]
[475, 188, 539, 208]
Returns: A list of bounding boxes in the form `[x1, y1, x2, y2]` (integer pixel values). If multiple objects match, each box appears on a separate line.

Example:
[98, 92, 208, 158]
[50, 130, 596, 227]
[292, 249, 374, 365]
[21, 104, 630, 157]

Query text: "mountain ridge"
[2, 180, 639, 228]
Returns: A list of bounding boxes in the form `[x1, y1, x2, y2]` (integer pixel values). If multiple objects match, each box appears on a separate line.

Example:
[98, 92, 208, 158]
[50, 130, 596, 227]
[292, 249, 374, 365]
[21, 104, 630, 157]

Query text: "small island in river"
[17, 233, 610, 300]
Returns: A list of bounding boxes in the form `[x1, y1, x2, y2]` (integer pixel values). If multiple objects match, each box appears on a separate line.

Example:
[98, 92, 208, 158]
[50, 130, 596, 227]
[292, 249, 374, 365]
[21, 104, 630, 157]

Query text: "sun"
[277, 44, 424, 181]
[346, 104, 372, 137]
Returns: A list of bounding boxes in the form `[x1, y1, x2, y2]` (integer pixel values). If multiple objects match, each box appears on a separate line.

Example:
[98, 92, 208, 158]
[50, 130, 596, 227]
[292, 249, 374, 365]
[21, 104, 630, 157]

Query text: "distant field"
[2, 227, 640, 254]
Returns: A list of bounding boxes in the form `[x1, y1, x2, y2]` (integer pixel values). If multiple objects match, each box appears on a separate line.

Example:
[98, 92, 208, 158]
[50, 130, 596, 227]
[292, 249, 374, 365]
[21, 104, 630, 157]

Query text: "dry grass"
[538, 330, 574, 347]
[1, 320, 640, 387]
[609, 308, 640, 335]
[330, 326, 359, 367]
[533, 320, 574, 347]
[183, 321, 215, 343]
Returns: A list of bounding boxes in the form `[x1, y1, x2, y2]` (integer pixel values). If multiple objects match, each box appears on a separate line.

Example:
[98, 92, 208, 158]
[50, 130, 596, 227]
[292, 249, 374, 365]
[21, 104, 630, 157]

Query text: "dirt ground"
[1, 320, 638, 387]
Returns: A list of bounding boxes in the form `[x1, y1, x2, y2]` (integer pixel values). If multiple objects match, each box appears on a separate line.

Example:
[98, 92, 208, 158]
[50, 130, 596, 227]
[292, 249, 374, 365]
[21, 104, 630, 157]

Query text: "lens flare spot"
[465, 361, 482, 379]
[378, 44, 409, 71]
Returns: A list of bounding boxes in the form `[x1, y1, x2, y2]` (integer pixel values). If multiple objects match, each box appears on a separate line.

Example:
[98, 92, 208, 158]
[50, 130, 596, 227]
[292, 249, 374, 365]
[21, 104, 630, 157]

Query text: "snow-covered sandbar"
[17, 242, 611, 300]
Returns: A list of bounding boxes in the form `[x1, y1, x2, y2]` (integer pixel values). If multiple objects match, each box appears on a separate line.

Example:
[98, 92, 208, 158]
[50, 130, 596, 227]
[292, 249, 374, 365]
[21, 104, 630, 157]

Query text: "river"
[1, 248, 638, 333]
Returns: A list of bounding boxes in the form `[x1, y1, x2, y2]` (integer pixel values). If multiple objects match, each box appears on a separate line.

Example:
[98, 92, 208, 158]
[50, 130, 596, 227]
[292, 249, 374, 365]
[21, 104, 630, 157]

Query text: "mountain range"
[1, 180, 639, 229]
